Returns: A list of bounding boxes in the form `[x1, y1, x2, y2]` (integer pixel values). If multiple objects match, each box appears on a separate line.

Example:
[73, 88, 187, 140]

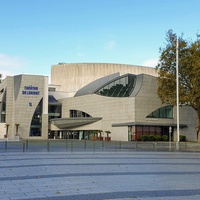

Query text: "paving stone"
[1, 151, 200, 199]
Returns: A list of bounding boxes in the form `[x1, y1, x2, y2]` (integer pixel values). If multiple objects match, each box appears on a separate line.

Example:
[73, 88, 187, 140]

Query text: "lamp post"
[176, 38, 180, 150]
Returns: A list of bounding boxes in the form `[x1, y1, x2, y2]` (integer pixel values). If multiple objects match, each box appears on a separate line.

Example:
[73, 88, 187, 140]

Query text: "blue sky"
[0, 0, 200, 79]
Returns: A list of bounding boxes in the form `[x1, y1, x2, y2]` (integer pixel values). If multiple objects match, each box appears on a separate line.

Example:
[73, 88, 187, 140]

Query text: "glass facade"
[0, 89, 6, 123]
[146, 105, 173, 119]
[48, 95, 61, 121]
[30, 99, 43, 137]
[70, 110, 91, 118]
[95, 74, 136, 97]
[129, 125, 171, 141]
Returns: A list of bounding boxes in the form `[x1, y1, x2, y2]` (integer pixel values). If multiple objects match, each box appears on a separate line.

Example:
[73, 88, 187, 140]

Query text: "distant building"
[0, 63, 197, 141]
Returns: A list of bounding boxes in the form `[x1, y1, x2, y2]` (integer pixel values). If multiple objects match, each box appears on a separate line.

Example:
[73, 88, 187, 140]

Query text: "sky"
[0, 0, 200, 80]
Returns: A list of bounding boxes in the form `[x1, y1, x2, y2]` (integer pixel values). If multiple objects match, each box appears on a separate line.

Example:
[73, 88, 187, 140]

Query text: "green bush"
[141, 134, 161, 141]
[154, 135, 161, 141]
[180, 135, 186, 142]
[162, 135, 168, 141]
[141, 134, 171, 141]
[141, 135, 148, 141]
[148, 135, 155, 141]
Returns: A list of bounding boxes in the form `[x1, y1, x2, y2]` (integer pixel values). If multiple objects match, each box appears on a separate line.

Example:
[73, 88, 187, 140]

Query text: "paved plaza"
[1, 150, 200, 200]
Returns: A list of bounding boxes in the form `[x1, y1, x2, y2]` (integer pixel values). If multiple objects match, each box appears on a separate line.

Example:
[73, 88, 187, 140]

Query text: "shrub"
[148, 135, 155, 141]
[162, 135, 168, 141]
[141, 135, 148, 141]
[154, 135, 161, 141]
[180, 135, 186, 142]
[141, 134, 171, 141]
[141, 134, 161, 141]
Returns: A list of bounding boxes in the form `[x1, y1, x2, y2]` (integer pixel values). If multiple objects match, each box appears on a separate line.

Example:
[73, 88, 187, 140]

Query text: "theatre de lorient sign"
[22, 85, 40, 95]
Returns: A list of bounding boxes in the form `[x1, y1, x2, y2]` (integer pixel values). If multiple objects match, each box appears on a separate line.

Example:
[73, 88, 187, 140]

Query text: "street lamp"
[176, 38, 180, 150]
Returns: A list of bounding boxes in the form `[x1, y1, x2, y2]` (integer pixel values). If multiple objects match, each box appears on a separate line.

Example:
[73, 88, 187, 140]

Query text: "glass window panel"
[152, 109, 159, 118]
[30, 99, 42, 137]
[146, 106, 173, 119]
[48, 95, 57, 103]
[166, 106, 173, 118]
[149, 126, 155, 134]
[113, 80, 121, 97]
[143, 126, 149, 134]
[159, 107, 165, 118]
[95, 74, 136, 97]
[128, 75, 136, 95]
[120, 77, 126, 86]
[69, 110, 91, 118]
[108, 82, 115, 96]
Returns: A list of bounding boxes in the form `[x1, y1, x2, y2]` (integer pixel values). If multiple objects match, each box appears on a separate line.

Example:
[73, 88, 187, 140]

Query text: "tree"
[156, 29, 200, 141]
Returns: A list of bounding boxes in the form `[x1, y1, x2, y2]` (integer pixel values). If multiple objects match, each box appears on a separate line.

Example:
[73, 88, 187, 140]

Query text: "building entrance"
[129, 125, 173, 141]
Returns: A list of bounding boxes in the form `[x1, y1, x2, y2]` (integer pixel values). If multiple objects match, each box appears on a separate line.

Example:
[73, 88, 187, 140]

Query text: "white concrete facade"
[0, 74, 49, 139]
[0, 63, 197, 141]
[50, 66, 197, 141]
[51, 63, 157, 97]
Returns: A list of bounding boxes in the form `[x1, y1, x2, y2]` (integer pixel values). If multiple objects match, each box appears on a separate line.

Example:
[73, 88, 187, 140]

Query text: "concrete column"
[79, 131, 83, 140]
[59, 131, 62, 139]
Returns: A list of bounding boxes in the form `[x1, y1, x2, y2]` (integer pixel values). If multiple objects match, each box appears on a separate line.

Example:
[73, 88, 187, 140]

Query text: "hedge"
[140, 134, 186, 142]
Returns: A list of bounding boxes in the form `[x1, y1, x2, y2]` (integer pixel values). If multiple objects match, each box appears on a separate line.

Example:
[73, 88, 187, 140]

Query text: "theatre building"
[0, 63, 197, 141]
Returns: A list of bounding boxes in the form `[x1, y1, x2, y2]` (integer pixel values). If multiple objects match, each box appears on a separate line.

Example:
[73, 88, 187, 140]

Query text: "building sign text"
[22, 85, 40, 95]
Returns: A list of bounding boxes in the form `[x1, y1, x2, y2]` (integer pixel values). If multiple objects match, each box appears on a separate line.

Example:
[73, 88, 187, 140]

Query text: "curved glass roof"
[95, 74, 136, 97]
[146, 105, 173, 119]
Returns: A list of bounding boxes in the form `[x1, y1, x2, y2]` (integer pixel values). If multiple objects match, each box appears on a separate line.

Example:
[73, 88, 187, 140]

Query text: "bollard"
[5, 140, 7, 150]
[26, 139, 28, 151]
[153, 142, 157, 151]
[23, 141, 25, 152]
[115, 141, 117, 152]
[66, 139, 68, 151]
[102, 141, 104, 151]
[47, 140, 50, 152]
[84, 139, 86, 150]
[135, 141, 138, 150]
[93, 141, 95, 152]
[71, 140, 73, 152]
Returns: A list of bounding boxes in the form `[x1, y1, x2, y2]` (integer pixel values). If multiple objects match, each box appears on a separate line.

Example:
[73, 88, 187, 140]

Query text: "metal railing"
[0, 139, 200, 152]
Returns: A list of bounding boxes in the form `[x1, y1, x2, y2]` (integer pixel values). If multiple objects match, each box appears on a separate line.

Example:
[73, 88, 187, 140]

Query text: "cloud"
[142, 58, 159, 67]
[104, 40, 117, 51]
[0, 53, 26, 78]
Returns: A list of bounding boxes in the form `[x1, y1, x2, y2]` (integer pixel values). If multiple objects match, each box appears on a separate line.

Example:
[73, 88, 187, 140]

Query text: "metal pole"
[26, 139, 28, 151]
[47, 140, 50, 152]
[176, 37, 180, 150]
[66, 138, 68, 151]
[169, 126, 172, 151]
[5, 140, 7, 150]
[71, 140, 73, 152]
[84, 139, 86, 150]
[102, 140, 104, 150]
[93, 141, 95, 152]
[23, 141, 25, 152]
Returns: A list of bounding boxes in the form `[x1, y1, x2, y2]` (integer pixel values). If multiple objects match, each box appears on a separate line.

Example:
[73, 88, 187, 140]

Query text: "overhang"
[112, 122, 187, 128]
[50, 117, 102, 129]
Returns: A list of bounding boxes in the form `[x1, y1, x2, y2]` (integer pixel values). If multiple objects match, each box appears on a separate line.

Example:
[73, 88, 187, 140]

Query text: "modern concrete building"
[0, 75, 49, 139]
[0, 63, 197, 141]
[51, 63, 158, 97]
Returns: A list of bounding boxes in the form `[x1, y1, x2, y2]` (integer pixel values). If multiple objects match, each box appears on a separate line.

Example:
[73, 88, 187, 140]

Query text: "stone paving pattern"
[1, 150, 200, 199]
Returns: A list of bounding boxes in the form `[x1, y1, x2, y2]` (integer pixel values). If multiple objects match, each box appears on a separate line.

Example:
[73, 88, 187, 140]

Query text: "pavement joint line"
[1, 151, 200, 199]
[18, 189, 200, 200]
